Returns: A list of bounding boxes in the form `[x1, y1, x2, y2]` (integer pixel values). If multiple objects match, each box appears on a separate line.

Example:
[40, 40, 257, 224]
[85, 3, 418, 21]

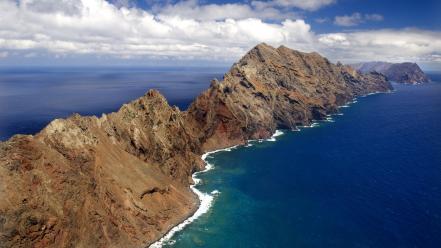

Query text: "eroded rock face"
[350, 61, 430, 84]
[0, 43, 392, 247]
[0, 91, 201, 248]
[187, 44, 392, 151]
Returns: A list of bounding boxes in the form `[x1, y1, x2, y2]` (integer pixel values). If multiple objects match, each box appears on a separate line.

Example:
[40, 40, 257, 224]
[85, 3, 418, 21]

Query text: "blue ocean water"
[0, 67, 224, 141]
[1, 68, 440, 247]
[167, 74, 441, 248]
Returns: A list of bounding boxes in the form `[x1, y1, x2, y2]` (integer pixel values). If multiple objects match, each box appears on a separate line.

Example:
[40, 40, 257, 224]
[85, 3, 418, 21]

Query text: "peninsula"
[350, 61, 430, 84]
[0, 44, 392, 247]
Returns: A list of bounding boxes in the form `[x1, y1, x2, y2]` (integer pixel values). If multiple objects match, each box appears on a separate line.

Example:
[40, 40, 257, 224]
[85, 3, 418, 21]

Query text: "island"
[350, 61, 430, 84]
[0, 43, 393, 247]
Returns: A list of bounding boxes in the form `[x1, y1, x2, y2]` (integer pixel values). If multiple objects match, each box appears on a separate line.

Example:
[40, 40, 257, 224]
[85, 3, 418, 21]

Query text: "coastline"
[0, 43, 402, 248]
[148, 130, 285, 247]
[148, 89, 394, 248]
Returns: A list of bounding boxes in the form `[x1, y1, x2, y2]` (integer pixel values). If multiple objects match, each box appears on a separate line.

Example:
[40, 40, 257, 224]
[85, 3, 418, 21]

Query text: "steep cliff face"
[0, 91, 201, 248]
[350, 61, 430, 84]
[0, 43, 392, 248]
[187, 44, 392, 151]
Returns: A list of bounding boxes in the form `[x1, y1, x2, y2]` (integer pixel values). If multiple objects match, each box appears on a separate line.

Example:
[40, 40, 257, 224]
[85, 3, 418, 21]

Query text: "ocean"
[1, 68, 440, 248]
[164, 73, 441, 248]
[0, 66, 224, 141]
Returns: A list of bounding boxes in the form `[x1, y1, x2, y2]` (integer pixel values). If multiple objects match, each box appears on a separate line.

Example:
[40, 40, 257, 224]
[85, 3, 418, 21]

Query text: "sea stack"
[0, 43, 392, 247]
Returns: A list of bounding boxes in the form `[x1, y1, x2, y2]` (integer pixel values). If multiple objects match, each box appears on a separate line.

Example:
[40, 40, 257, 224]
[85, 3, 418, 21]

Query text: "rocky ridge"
[350, 61, 430, 84]
[0, 43, 392, 248]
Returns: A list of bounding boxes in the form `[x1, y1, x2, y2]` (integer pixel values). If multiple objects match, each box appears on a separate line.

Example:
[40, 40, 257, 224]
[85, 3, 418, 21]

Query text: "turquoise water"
[167, 79, 441, 247]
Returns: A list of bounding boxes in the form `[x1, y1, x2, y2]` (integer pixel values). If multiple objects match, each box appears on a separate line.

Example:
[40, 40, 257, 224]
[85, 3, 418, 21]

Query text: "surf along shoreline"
[148, 90, 392, 248]
[148, 130, 285, 248]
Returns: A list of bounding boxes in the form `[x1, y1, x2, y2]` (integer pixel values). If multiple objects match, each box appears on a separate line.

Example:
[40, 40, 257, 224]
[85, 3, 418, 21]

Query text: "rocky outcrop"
[0, 43, 392, 248]
[350, 61, 430, 84]
[0, 91, 201, 248]
[186, 44, 392, 151]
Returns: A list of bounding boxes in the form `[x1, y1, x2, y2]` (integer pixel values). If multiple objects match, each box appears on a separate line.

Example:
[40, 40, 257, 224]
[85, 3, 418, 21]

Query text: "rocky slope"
[350, 61, 430, 84]
[0, 90, 203, 248]
[186, 44, 392, 151]
[0, 43, 392, 248]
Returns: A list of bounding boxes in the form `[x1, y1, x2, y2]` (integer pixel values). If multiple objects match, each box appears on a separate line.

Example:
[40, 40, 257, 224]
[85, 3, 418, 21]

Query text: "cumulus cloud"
[156, 0, 297, 21]
[0, 0, 439, 66]
[334, 12, 383, 26]
[252, 0, 336, 11]
[318, 29, 441, 63]
[0, 0, 314, 61]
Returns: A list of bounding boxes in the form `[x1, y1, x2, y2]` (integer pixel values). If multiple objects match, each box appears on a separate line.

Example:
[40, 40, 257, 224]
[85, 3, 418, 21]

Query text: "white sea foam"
[267, 130, 284, 142]
[325, 117, 334, 122]
[150, 130, 283, 247]
[301, 122, 320, 128]
[149, 147, 234, 248]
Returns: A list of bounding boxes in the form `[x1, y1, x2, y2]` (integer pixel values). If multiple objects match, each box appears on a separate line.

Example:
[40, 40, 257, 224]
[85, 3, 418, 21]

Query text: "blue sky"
[0, 0, 440, 69]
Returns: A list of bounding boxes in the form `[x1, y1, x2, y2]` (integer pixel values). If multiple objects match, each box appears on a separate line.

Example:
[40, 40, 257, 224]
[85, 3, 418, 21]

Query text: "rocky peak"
[187, 43, 392, 151]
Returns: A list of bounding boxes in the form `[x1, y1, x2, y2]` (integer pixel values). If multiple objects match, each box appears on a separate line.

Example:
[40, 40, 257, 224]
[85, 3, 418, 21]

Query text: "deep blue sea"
[0, 67, 223, 141]
[1, 68, 440, 248]
[166, 73, 441, 248]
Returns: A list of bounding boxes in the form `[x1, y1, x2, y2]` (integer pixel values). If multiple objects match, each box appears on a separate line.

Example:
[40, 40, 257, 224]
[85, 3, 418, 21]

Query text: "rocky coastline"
[350, 61, 430, 84]
[0, 43, 393, 248]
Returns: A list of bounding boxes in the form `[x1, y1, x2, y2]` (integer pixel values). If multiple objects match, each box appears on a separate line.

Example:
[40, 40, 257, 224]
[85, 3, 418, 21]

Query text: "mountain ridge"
[0, 43, 392, 248]
[350, 61, 430, 84]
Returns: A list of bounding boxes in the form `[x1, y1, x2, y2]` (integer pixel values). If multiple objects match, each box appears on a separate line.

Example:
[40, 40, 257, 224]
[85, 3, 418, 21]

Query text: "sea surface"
[1, 68, 440, 248]
[0, 66, 224, 141]
[166, 73, 441, 248]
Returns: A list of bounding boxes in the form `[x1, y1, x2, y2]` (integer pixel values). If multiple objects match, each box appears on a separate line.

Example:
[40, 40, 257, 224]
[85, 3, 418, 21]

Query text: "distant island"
[350, 61, 430, 84]
[1, 43, 398, 247]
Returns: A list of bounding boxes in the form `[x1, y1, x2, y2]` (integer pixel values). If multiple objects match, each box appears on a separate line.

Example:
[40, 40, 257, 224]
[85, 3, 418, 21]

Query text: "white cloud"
[318, 29, 441, 63]
[0, 0, 439, 67]
[252, 0, 336, 11]
[334, 12, 363, 26]
[365, 14, 384, 21]
[0, 0, 314, 61]
[334, 12, 383, 26]
[156, 0, 296, 21]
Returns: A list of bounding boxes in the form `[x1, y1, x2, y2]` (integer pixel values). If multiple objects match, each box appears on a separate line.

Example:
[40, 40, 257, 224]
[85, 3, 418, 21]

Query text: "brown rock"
[0, 43, 392, 247]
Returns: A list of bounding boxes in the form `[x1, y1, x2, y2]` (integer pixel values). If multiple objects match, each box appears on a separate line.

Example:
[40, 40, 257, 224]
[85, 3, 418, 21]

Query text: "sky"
[0, 0, 440, 69]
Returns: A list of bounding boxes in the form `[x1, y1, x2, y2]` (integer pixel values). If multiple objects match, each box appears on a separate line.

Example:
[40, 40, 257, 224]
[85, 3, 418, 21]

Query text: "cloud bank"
[0, 0, 439, 66]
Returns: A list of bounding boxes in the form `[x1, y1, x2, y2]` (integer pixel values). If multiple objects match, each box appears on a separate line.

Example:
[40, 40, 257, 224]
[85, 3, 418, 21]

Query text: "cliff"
[186, 44, 392, 151]
[0, 43, 392, 248]
[0, 91, 202, 248]
[350, 61, 430, 84]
